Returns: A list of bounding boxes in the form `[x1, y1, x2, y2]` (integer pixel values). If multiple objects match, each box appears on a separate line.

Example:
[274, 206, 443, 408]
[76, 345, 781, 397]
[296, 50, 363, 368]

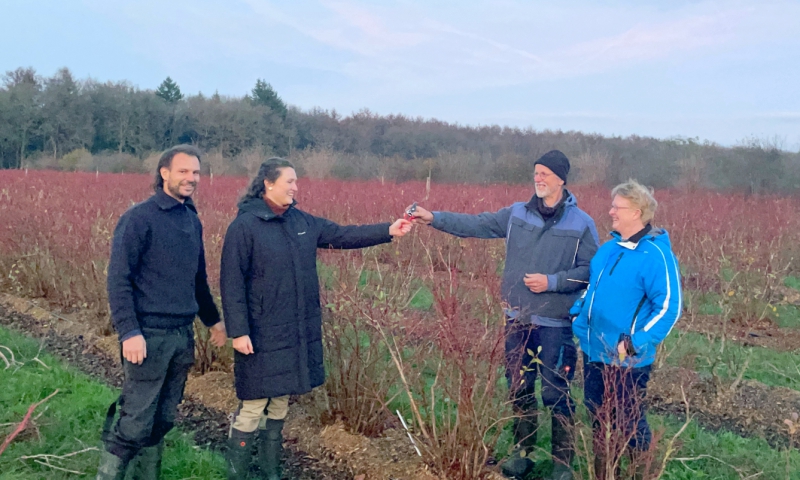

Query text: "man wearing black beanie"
[409, 150, 599, 480]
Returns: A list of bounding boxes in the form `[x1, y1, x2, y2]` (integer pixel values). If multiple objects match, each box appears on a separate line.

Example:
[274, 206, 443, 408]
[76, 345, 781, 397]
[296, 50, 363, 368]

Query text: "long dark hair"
[240, 157, 295, 201]
[152, 144, 203, 192]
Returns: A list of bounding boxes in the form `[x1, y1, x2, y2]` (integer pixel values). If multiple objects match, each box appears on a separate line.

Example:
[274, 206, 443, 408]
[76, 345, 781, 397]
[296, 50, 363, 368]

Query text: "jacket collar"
[154, 189, 197, 213]
[524, 188, 575, 217]
[612, 224, 656, 250]
[237, 196, 297, 221]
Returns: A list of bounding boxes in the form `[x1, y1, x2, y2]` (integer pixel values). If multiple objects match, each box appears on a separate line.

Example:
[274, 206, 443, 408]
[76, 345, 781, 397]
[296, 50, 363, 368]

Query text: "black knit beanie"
[534, 150, 570, 184]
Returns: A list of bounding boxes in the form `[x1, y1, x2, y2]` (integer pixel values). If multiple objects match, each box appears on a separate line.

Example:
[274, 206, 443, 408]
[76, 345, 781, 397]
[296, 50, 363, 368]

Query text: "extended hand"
[524, 273, 549, 293]
[389, 218, 413, 237]
[232, 335, 254, 355]
[122, 334, 147, 365]
[408, 205, 434, 225]
[209, 322, 227, 347]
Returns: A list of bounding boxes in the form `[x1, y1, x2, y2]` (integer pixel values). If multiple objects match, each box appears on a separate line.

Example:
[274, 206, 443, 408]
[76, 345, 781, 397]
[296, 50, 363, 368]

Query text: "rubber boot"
[501, 413, 538, 479]
[96, 450, 129, 480]
[227, 428, 256, 480]
[257, 419, 284, 480]
[125, 440, 164, 480]
[547, 416, 574, 480]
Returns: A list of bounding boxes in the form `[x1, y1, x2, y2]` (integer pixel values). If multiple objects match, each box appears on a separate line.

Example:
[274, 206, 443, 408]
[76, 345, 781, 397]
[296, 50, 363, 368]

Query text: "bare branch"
[0, 389, 59, 456]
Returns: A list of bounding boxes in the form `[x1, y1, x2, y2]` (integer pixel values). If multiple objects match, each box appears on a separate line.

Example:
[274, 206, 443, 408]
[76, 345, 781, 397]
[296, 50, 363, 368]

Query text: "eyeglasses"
[610, 204, 638, 212]
[534, 171, 553, 180]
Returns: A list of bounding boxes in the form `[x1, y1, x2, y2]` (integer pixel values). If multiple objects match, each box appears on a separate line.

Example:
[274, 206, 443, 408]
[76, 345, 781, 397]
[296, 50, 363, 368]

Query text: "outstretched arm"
[410, 204, 512, 239]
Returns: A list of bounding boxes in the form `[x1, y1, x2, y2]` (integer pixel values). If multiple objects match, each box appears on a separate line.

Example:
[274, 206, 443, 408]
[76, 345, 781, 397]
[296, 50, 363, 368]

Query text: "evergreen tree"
[251, 79, 287, 118]
[155, 76, 183, 104]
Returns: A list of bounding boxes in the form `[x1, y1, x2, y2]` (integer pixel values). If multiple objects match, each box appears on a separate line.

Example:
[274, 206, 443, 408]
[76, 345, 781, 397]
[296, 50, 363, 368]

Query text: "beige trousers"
[230, 395, 290, 433]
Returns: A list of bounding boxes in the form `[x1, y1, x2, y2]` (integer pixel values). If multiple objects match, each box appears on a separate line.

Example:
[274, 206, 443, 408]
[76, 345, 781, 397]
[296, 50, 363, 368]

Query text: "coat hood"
[236, 196, 297, 220]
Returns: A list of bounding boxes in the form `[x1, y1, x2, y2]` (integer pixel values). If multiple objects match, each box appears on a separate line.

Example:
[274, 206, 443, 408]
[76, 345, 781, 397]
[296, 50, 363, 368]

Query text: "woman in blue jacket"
[571, 180, 682, 480]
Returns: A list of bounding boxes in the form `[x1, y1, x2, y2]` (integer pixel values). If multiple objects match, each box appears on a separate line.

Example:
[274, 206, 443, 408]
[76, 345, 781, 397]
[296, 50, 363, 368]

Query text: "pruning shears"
[405, 202, 418, 221]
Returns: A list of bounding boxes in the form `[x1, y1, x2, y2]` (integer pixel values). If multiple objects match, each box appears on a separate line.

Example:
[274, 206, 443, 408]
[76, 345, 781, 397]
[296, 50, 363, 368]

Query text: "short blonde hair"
[612, 180, 658, 224]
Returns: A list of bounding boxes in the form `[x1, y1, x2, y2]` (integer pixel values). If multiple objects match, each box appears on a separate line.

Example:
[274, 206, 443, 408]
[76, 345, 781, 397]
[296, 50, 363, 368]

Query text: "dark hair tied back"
[242, 157, 295, 201]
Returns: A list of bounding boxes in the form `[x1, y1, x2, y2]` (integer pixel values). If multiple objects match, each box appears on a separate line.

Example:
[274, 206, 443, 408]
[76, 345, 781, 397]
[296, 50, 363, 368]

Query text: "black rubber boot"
[96, 450, 129, 480]
[227, 428, 256, 480]
[547, 416, 574, 480]
[125, 440, 164, 480]
[501, 413, 538, 479]
[257, 419, 284, 480]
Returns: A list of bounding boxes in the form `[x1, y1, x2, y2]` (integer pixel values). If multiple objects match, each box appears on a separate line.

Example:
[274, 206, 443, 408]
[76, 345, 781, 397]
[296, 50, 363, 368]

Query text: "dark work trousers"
[104, 325, 195, 461]
[583, 354, 652, 452]
[505, 323, 577, 418]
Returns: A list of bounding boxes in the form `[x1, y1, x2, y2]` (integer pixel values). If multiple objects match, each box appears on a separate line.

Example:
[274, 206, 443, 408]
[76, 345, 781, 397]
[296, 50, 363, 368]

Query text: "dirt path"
[0, 303, 353, 480]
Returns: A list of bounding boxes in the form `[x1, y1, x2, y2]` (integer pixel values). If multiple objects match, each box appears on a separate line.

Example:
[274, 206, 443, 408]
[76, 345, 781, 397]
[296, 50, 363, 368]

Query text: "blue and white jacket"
[432, 190, 599, 327]
[571, 227, 682, 367]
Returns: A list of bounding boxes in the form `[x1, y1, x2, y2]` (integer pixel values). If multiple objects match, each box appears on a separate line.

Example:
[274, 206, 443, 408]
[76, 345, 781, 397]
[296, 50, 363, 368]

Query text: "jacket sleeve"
[571, 284, 592, 352]
[631, 244, 682, 353]
[316, 218, 393, 249]
[547, 219, 600, 293]
[220, 220, 252, 339]
[107, 210, 147, 341]
[430, 206, 512, 239]
[195, 223, 221, 328]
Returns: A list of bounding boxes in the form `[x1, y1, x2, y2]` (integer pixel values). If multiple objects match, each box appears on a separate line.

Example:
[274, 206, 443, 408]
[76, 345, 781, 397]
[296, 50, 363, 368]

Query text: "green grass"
[785, 276, 800, 292]
[684, 291, 725, 316]
[773, 305, 800, 329]
[409, 283, 434, 310]
[662, 331, 800, 390]
[0, 326, 226, 479]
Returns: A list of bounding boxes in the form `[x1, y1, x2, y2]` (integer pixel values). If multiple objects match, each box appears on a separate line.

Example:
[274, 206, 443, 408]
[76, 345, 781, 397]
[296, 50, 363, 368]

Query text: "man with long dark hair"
[97, 145, 226, 479]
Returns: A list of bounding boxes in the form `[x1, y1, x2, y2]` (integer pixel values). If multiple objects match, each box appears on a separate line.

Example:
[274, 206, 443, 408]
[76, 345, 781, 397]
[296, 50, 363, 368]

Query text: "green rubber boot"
[125, 441, 164, 480]
[257, 419, 284, 480]
[96, 450, 129, 480]
[501, 414, 538, 479]
[227, 428, 256, 480]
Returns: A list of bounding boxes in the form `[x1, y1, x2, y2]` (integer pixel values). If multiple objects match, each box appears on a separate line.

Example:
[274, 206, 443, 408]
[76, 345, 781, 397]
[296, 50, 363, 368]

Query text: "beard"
[167, 181, 195, 200]
[535, 185, 551, 198]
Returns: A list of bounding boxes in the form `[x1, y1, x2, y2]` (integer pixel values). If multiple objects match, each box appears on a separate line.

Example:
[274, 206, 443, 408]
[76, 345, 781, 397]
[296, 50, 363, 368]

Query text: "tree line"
[1, 66, 798, 193]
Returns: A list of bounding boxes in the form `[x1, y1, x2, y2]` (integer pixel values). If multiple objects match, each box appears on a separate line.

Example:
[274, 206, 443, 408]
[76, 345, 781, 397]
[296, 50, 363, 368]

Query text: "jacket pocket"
[122, 335, 167, 381]
[248, 293, 264, 319]
[509, 216, 535, 251]
[550, 229, 582, 267]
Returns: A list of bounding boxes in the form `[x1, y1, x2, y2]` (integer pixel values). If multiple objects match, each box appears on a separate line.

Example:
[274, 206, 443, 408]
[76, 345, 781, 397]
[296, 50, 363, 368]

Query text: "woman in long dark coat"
[220, 158, 411, 479]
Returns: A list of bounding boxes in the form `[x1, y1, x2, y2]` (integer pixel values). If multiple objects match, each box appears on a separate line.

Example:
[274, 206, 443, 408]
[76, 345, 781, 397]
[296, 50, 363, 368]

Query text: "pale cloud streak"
[21, 0, 798, 144]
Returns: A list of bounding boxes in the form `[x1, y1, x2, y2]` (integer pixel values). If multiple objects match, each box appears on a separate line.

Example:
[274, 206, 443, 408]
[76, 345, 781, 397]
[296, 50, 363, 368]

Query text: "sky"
[2, 0, 799, 147]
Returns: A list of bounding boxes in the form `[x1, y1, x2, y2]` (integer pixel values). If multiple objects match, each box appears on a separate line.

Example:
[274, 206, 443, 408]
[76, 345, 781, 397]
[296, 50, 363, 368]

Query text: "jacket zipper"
[586, 266, 606, 360]
[586, 250, 624, 359]
[608, 252, 625, 276]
